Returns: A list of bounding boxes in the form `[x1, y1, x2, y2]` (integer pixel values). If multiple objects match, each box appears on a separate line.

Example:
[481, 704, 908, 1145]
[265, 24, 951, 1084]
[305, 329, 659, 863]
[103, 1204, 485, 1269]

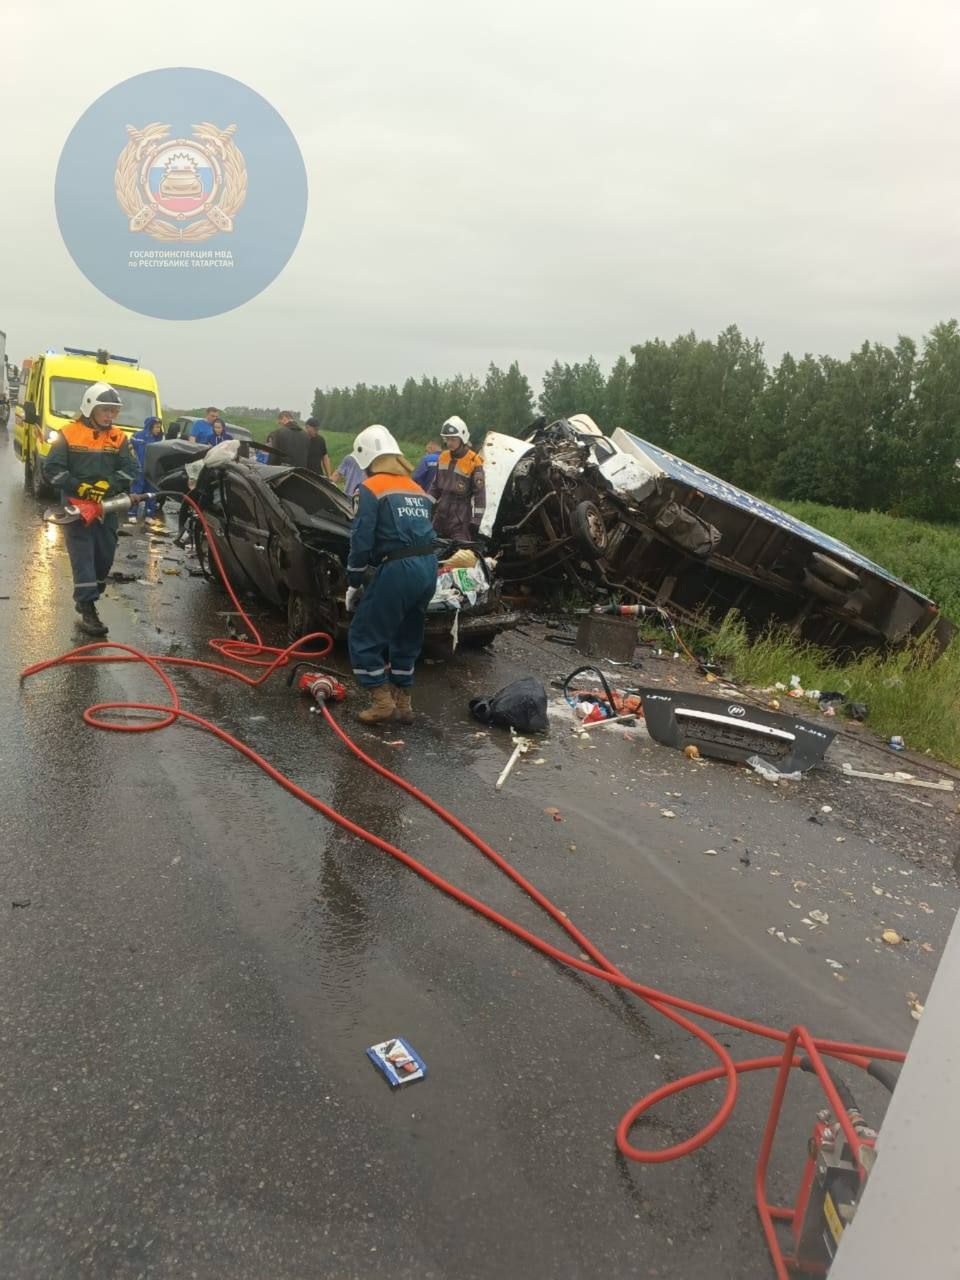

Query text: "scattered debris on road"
[366, 1037, 427, 1087]
[840, 762, 954, 792]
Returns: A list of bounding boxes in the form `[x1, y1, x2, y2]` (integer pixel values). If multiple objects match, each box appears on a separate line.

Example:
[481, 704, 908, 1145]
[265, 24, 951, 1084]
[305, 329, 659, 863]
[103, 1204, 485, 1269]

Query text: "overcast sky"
[5, 0, 960, 415]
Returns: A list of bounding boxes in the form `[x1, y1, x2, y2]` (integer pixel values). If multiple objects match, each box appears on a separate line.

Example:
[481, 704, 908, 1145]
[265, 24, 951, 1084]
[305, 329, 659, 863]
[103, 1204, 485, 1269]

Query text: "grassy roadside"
[697, 501, 960, 765]
[695, 613, 960, 765]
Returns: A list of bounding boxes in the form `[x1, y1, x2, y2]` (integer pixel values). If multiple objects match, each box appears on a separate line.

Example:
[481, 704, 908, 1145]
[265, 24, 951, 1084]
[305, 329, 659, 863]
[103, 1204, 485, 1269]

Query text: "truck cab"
[14, 347, 161, 498]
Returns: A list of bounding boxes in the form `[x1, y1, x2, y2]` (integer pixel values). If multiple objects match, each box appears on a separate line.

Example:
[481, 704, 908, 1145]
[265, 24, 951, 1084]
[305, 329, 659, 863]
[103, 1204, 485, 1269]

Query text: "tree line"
[309, 320, 960, 522]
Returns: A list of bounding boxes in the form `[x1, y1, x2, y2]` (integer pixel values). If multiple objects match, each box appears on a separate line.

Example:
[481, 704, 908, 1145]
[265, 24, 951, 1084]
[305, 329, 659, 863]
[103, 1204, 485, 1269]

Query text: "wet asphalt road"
[1, 426, 957, 1279]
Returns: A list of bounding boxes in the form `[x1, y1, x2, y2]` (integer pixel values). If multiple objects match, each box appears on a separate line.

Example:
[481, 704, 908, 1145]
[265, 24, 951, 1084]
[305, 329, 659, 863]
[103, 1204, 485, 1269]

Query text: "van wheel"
[572, 500, 608, 560]
[27, 451, 55, 500]
[801, 568, 850, 607]
[810, 553, 860, 590]
[36, 471, 56, 500]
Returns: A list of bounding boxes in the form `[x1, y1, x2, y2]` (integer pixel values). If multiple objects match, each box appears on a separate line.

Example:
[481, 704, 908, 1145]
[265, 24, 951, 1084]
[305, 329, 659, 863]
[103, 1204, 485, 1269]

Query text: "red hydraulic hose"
[20, 494, 905, 1235]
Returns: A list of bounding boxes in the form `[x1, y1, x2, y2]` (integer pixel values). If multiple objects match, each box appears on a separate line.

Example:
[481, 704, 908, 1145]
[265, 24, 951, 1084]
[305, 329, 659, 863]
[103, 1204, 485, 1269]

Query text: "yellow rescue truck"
[15, 347, 162, 498]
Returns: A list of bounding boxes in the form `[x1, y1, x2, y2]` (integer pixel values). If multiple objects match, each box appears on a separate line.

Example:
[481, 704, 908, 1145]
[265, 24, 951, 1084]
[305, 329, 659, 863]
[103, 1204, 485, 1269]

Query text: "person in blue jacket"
[346, 425, 438, 725]
[411, 438, 441, 491]
[129, 415, 166, 528]
[189, 407, 219, 445]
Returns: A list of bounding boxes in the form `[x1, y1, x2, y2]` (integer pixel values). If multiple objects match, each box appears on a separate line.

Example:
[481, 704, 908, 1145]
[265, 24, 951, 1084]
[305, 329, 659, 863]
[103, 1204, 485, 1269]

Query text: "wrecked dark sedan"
[144, 439, 519, 647]
[479, 415, 953, 654]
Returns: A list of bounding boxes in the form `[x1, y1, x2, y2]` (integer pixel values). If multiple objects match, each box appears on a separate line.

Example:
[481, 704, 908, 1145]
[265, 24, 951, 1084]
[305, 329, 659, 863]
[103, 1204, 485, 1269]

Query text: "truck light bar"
[62, 347, 140, 367]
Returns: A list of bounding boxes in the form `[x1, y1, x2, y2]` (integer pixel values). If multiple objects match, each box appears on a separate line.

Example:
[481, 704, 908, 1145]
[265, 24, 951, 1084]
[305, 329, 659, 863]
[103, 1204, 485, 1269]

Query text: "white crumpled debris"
[747, 755, 802, 783]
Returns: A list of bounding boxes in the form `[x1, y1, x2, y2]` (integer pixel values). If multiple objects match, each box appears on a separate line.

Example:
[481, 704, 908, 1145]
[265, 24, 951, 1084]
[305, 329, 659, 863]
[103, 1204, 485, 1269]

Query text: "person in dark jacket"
[267, 409, 310, 468]
[304, 416, 333, 477]
[209, 417, 234, 446]
[129, 415, 167, 529]
[346, 425, 438, 725]
[42, 382, 141, 636]
[430, 416, 485, 541]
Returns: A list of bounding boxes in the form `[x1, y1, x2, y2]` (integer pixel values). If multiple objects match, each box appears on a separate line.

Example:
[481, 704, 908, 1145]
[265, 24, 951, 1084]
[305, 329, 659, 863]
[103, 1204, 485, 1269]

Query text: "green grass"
[696, 613, 960, 764]
[774, 499, 960, 620]
[697, 502, 960, 764]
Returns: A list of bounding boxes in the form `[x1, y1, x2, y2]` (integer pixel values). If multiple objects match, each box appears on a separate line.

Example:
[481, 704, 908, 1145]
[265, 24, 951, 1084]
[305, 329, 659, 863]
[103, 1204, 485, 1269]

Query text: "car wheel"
[572, 500, 608, 560]
[287, 590, 336, 643]
[194, 525, 225, 588]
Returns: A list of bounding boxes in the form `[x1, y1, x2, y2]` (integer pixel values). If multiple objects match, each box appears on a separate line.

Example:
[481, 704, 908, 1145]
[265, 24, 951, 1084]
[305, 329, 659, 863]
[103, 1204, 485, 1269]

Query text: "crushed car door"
[222, 471, 281, 603]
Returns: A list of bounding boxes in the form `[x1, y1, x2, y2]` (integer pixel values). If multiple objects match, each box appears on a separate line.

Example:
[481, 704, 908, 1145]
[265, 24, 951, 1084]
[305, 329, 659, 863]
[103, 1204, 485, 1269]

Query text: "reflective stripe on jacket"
[42, 418, 138, 497]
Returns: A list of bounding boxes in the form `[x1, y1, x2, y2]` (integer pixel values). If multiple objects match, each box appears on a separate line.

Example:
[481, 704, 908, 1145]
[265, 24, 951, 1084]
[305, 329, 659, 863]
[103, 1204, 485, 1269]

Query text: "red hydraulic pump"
[286, 663, 347, 708]
[299, 673, 347, 706]
[756, 1027, 884, 1278]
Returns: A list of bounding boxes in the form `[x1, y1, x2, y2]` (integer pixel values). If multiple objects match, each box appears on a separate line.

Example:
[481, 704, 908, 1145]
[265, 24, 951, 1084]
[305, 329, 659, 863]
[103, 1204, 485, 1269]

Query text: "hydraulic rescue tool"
[44, 493, 143, 526]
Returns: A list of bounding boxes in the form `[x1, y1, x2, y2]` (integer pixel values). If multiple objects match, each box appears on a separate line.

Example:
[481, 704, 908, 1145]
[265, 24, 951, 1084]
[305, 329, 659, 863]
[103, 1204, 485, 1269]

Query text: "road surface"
[1, 428, 956, 1278]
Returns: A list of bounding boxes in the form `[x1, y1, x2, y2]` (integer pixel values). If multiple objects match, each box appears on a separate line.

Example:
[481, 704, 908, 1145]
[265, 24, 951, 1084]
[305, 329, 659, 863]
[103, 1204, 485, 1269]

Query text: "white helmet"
[351, 424, 402, 469]
[80, 381, 123, 419]
[441, 415, 469, 446]
[567, 413, 603, 437]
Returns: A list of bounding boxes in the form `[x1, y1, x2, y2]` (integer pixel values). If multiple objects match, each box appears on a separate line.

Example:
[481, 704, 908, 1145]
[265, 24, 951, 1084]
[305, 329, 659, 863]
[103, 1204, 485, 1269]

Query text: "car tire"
[287, 590, 335, 643]
[194, 526, 225, 588]
[572, 500, 608, 560]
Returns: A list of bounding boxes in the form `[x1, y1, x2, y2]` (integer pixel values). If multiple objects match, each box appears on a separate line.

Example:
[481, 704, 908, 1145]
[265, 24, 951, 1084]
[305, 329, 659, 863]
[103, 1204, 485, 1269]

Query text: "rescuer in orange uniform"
[429, 416, 485, 542]
[42, 382, 140, 637]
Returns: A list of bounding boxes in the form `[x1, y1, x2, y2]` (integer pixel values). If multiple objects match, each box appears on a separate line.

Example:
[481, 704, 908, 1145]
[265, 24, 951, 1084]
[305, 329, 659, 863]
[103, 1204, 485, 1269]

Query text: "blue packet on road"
[366, 1037, 427, 1087]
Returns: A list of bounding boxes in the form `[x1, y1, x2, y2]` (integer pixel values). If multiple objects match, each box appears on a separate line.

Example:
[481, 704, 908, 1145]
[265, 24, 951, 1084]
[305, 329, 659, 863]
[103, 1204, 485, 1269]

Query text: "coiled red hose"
[20, 496, 905, 1264]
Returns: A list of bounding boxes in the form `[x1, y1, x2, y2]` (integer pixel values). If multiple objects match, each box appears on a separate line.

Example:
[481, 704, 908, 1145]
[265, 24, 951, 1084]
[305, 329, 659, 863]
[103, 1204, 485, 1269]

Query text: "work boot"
[357, 685, 396, 724]
[392, 687, 414, 725]
[76, 603, 108, 637]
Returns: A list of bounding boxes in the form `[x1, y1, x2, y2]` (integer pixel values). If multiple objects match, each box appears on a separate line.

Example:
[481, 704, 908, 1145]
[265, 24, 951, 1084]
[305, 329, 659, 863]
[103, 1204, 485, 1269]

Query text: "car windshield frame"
[49, 376, 159, 431]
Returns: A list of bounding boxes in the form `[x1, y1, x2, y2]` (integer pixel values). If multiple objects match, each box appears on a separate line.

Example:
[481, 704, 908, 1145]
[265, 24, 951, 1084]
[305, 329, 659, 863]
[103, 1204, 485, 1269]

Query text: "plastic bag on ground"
[470, 677, 548, 733]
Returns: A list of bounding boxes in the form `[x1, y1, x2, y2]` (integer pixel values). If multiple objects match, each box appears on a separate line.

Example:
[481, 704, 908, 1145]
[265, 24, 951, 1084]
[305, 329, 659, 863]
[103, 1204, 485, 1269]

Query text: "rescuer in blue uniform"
[346, 425, 438, 724]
